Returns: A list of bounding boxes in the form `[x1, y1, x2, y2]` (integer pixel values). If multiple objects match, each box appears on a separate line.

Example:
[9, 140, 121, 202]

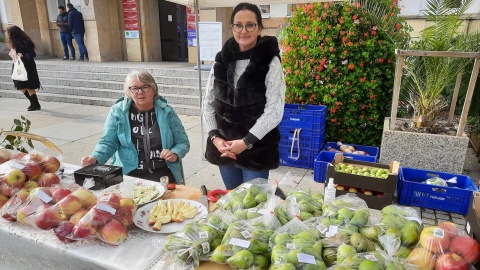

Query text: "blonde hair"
[123, 69, 160, 99]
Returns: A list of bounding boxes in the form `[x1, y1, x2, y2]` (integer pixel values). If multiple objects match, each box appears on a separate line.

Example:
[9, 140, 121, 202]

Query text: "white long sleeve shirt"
[202, 56, 286, 140]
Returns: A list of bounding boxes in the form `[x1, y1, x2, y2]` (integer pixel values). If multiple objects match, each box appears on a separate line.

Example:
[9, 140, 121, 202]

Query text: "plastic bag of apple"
[65, 190, 137, 245]
[406, 221, 480, 270]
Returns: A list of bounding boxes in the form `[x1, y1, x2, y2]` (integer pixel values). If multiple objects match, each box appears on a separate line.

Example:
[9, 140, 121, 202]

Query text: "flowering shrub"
[280, 1, 411, 146]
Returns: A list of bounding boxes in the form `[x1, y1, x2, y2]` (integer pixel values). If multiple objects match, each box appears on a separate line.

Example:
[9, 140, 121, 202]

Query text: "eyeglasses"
[232, 23, 257, 33]
[129, 85, 151, 94]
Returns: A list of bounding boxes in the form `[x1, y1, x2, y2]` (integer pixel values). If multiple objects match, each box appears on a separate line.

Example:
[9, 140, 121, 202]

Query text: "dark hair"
[58, 6, 65, 10]
[5, 25, 35, 51]
[67, 3, 73, 9]
[230, 3, 263, 28]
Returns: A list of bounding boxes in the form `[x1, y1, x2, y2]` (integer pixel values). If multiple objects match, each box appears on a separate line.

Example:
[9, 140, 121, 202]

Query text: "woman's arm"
[202, 66, 219, 138]
[167, 109, 190, 162]
[90, 107, 121, 164]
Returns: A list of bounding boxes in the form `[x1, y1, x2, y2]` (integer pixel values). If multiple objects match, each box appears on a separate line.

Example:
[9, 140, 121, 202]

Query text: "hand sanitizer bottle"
[324, 177, 336, 203]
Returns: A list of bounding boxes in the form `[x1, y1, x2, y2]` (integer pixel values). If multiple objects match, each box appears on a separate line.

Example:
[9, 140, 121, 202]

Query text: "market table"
[0, 165, 229, 270]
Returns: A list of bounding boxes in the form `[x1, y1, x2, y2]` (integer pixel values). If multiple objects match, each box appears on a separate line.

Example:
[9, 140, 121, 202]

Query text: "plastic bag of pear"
[156, 211, 232, 269]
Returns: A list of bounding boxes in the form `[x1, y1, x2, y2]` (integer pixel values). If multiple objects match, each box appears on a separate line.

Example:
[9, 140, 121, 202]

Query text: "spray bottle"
[324, 177, 336, 203]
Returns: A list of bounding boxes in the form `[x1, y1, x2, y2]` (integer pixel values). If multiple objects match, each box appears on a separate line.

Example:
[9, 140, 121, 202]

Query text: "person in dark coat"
[56, 5, 75, 60]
[67, 3, 89, 61]
[6, 25, 41, 111]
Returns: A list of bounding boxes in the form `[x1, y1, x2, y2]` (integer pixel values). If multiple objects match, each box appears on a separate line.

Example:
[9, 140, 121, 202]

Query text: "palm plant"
[401, 0, 476, 126]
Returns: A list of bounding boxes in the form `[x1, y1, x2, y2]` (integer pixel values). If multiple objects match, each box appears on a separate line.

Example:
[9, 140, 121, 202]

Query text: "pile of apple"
[407, 222, 480, 270]
[326, 142, 368, 155]
[335, 185, 384, 197]
[335, 163, 390, 179]
[0, 151, 62, 210]
[68, 191, 137, 245]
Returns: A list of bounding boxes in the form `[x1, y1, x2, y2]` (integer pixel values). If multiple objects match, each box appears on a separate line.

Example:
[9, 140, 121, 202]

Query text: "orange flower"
[329, 47, 334, 52]
[348, 63, 355, 70]
[360, 77, 366, 83]
[378, 58, 384, 63]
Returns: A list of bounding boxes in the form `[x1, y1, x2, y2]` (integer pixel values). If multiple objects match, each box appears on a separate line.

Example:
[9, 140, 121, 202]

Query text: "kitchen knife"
[198, 185, 209, 212]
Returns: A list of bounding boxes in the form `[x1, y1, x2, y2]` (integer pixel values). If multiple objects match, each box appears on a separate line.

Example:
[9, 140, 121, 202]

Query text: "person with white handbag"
[6, 25, 41, 111]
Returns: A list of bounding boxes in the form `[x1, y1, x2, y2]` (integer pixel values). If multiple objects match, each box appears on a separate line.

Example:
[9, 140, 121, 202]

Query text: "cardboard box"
[336, 190, 395, 210]
[74, 164, 123, 190]
[327, 153, 400, 193]
[466, 192, 480, 269]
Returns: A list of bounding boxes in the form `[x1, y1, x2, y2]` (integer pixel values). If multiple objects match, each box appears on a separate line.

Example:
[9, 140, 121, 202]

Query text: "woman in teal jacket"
[81, 70, 190, 184]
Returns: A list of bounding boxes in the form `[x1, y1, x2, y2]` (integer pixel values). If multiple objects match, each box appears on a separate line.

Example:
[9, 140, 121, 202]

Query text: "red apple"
[114, 206, 134, 226]
[119, 198, 136, 211]
[419, 226, 450, 254]
[51, 188, 72, 203]
[72, 189, 97, 209]
[41, 156, 61, 173]
[17, 200, 47, 224]
[10, 152, 26, 160]
[22, 153, 43, 164]
[407, 247, 435, 270]
[22, 162, 43, 181]
[58, 194, 83, 216]
[73, 221, 96, 239]
[449, 235, 480, 263]
[37, 173, 60, 187]
[438, 221, 458, 240]
[99, 219, 127, 245]
[97, 192, 121, 209]
[90, 207, 114, 227]
[435, 252, 468, 270]
[69, 209, 89, 225]
[376, 192, 384, 197]
[0, 184, 14, 197]
[0, 149, 11, 164]
[3, 169, 27, 187]
[0, 193, 9, 208]
[54, 221, 76, 243]
[34, 208, 63, 230]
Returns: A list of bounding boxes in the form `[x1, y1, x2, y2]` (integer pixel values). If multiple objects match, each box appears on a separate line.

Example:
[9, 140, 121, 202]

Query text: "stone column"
[138, 0, 161, 61]
[9, 0, 46, 55]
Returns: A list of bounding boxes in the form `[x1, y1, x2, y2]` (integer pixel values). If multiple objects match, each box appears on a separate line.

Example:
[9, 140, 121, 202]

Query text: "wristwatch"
[243, 137, 253, 149]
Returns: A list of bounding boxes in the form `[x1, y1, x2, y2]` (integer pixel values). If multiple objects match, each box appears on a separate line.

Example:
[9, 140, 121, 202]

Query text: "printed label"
[242, 183, 253, 189]
[37, 190, 52, 203]
[241, 230, 252, 239]
[286, 243, 296, 250]
[364, 254, 378, 261]
[433, 228, 445, 239]
[201, 242, 210, 254]
[297, 253, 316, 264]
[9, 161, 25, 170]
[229, 238, 250, 248]
[316, 224, 328, 234]
[199, 231, 209, 239]
[97, 203, 116, 215]
[325, 225, 338, 237]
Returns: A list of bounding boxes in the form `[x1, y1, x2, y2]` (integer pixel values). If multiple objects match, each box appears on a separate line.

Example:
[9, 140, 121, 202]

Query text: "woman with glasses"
[202, 2, 286, 189]
[81, 69, 190, 184]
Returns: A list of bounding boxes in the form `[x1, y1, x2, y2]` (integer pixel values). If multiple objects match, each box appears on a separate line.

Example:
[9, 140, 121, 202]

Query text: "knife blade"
[198, 185, 209, 212]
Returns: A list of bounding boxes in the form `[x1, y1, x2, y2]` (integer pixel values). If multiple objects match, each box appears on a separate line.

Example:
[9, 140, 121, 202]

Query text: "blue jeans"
[218, 166, 269, 190]
[72, 33, 89, 60]
[60, 32, 75, 59]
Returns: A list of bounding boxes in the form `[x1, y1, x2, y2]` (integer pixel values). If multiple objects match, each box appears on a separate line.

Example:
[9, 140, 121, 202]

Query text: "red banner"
[123, 0, 138, 30]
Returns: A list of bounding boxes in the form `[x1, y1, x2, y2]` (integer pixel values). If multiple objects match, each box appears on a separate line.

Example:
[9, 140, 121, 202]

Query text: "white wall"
[270, 4, 288, 18]
[399, 0, 480, 16]
[0, 0, 11, 24]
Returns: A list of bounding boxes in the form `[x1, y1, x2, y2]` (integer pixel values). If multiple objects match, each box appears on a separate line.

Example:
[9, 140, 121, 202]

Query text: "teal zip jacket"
[90, 97, 190, 183]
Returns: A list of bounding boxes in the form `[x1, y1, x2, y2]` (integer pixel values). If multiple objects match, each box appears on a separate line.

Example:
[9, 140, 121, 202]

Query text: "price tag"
[201, 242, 210, 254]
[242, 183, 252, 189]
[433, 228, 445, 238]
[97, 203, 116, 215]
[364, 254, 378, 261]
[37, 190, 52, 203]
[229, 238, 250, 248]
[316, 224, 328, 234]
[297, 253, 316, 264]
[199, 231, 209, 239]
[9, 161, 25, 170]
[286, 243, 296, 250]
[241, 230, 252, 239]
[325, 225, 338, 237]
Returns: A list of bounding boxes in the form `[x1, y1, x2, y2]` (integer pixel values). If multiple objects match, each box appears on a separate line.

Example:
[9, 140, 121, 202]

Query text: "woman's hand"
[160, 149, 178, 162]
[81, 156, 97, 167]
[212, 137, 236, 160]
[16, 53, 23, 58]
[219, 139, 247, 155]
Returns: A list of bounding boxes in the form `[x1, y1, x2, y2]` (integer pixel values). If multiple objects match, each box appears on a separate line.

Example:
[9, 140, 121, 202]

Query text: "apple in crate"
[73, 189, 97, 209]
[335, 185, 345, 191]
[54, 221, 76, 243]
[348, 187, 358, 193]
[0, 149, 11, 164]
[363, 190, 373, 196]
[3, 169, 27, 188]
[97, 192, 121, 209]
[58, 194, 83, 216]
[37, 173, 60, 187]
[41, 156, 61, 173]
[69, 209, 89, 225]
[51, 188, 72, 203]
[100, 219, 127, 245]
[35, 207, 63, 230]
[22, 162, 42, 181]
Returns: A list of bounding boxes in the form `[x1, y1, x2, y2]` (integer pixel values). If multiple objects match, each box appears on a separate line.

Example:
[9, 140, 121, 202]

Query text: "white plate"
[133, 199, 208, 234]
[101, 179, 165, 206]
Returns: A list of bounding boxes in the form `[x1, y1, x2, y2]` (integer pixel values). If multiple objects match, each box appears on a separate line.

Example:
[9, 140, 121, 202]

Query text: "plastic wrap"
[269, 217, 326, 269]
[275, 189, 324, 225]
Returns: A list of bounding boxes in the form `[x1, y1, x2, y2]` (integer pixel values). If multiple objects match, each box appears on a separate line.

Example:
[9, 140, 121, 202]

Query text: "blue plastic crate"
[398, 167, 478, 215]
[321, 142, 378, 163]
[279, 146, 318, 169]
[280, 104, 327, 131]
[313, 151, 334, 183]
[279, 127, 325, 150]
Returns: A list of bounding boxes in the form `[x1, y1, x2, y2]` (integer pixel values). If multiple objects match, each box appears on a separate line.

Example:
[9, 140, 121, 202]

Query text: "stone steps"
[0, 60, 209, 115]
